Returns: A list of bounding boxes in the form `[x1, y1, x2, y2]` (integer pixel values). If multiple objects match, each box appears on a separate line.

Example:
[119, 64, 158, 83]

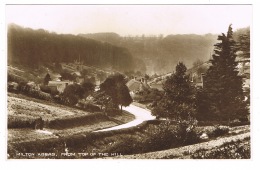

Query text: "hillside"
[8, 24, 144, 73]
[80, 27, 249, 75]
[79, 33, 218, 74]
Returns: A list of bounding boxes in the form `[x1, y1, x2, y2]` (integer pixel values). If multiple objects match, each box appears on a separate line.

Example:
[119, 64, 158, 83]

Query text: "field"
[8, 93, 134, 143]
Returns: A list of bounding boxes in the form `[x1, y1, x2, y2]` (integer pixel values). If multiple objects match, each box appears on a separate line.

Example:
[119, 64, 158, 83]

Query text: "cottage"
[47, 80, 73, 93]
[126, 77, 150, 96]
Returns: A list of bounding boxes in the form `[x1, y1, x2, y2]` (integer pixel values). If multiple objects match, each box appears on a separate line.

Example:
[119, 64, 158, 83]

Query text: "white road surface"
[94, 104, 156, 132]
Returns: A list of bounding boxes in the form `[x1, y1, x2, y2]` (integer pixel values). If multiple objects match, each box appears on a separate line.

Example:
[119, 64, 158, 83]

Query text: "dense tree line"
[8, 24, 136, 72]
[80, 32, 218, 74]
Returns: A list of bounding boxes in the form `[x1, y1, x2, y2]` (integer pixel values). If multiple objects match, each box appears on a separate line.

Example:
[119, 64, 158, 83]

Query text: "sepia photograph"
[5, 4, 252, 160]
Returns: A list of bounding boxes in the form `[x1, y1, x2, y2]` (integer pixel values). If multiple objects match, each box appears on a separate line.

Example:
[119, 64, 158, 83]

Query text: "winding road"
[94, 104, 156, 132]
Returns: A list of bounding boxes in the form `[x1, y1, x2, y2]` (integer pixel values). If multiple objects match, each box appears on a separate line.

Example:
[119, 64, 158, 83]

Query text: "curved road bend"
[94, 104, 156, 132]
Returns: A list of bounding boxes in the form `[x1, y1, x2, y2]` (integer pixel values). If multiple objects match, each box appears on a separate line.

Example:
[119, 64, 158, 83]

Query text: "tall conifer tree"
[203, 25, 248, 120]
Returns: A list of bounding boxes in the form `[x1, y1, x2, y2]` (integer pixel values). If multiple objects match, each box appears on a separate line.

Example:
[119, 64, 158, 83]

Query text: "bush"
[27, 88, 53, 101]
[142, 122, 178, 151]
[175, 120, 200, 145]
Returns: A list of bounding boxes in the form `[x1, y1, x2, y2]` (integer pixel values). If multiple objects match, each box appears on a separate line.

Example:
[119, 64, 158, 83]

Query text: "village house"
[51, 73, 62, 81]
[47, 80, 73, 94]
[126, 77, 150, 97]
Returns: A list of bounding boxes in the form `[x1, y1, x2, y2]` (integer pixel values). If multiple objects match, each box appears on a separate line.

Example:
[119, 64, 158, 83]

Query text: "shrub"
[142, 121, 178, 151]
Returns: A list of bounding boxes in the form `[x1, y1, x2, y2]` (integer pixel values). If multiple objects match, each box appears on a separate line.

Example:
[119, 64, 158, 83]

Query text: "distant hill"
[148, 27, 250, 90]
[81, 32, 121, 45]
[79, 33, 218, 74]
[8, 24, 145, 73]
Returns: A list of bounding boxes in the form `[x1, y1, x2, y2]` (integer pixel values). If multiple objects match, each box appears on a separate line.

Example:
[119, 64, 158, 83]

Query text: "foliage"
[8, 81, 53, 101]
[236, 29, 250, 60]
[144, 74, 150, 80]
[93, 91, 113, 111]
[199, 25, 248, 121]
[81, 82, 95, 97]
[60, 71, 75, 81]
[144, 120, 199, 150]
[61, 84, 85, 106]
[152, 62, 196, 121]
[134, 88, 163, 104]
[43, 73, 51, 85]
[100, 74, 132, 111]
[117, 82, 133, 110]
[191, 138, 250, 159]
[191, 59, 208, 83]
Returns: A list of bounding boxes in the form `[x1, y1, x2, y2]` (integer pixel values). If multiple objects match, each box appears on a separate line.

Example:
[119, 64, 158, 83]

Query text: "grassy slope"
[8, 93, 93, 121]
[8, 92, 135, 143]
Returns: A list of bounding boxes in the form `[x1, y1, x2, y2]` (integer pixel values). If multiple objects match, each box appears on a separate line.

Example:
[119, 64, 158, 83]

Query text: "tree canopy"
[100, 73, 132, 111]
[61, 84, 84, 105]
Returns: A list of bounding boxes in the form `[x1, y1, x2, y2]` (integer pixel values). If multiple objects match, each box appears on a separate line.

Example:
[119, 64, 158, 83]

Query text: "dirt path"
[94, 104, 155, 132]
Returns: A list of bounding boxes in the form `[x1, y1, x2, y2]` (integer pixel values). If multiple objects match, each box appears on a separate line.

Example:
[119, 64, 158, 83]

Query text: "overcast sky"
[6, 5, 252, 36]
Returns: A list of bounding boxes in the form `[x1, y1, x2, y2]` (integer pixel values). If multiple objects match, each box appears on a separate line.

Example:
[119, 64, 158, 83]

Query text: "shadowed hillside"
[8, 24, 145, 73]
